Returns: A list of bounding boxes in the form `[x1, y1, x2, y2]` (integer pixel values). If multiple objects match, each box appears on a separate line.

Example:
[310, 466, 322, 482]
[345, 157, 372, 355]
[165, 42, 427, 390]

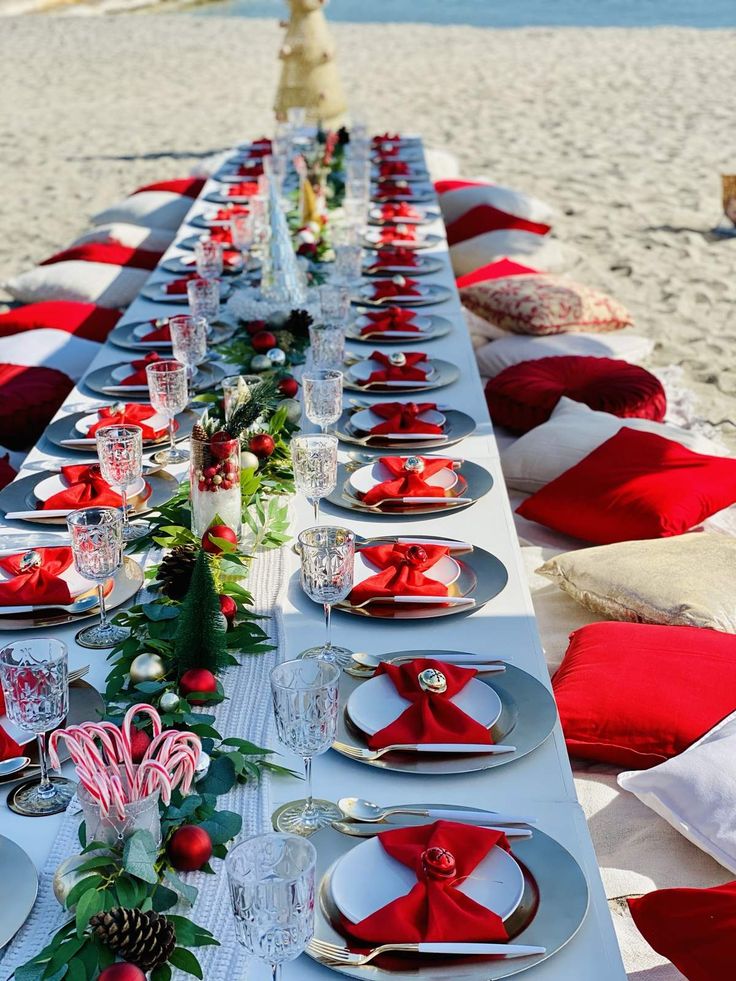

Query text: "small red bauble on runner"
[279, 376, 299, 398]
[245, 319, 266, 336]
[98, 965, 146, 981]
[179, 668, 217, 705]
[201, 524, 238, 554]
[129, 729, 151, 764]
[219, 594, 237, 626]
[167, 825, 213, 872]
[248, 433, 275, 459]
[251, 330, 277, 353]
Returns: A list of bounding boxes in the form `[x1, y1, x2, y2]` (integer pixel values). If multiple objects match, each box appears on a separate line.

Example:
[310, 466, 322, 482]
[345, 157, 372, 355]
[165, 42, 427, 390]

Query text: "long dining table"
[0, 135, 627, 980]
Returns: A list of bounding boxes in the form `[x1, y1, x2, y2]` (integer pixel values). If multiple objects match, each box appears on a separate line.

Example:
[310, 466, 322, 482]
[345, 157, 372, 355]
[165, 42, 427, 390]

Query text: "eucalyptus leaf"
[169, 947, 204, 979]
[122, 830, 159, 884]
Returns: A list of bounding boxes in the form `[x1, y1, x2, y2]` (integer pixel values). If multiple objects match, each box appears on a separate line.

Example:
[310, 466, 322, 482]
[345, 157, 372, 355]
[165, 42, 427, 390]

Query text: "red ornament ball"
[167, 825, 213, 872]
[98, 966, 146, 981]
[251, 330, 277, 353]
[201, 524, 238, 555]
[279, 376, 299, 398]
[179, 668, 217, 705]
[245, 319, 266, 336]
[209, 430, 236, 460]
[129, 729, 151, 764]
[248, 433, 275, 459]
[219, 594, 237, 626]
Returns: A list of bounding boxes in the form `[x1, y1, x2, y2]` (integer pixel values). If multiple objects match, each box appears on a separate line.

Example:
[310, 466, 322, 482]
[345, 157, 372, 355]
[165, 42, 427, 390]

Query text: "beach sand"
[0, 15, 734, 448]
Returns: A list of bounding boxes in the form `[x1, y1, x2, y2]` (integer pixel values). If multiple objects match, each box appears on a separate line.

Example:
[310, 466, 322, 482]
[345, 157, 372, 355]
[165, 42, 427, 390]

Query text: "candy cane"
[108, 770, 128, 822]
[165, 749, 198, 794]
[123, 704, 163, 742]
[136, 759, 173, 805]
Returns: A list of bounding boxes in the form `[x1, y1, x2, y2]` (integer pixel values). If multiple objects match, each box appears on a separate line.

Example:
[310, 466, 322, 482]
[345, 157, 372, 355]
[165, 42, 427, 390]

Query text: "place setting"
[45, 401, 197, 452]
[84, 352, 226, 400]
[188, 203, 251, 229]
[362, 247, 444, 277]
[371, 179, 437, 203]
[203, 181, 260, 205]
[341, 351, 460, 392]
[334, 398, 476, 451]
[108, 316, 236, 352]
[361, 225, 444, 250]
[354, 276, 453, 308]
[368, 201, 441, 225]
[371, 161, 430, 183]
[347, 307, 452, 343]
[139, 274, 234, 305]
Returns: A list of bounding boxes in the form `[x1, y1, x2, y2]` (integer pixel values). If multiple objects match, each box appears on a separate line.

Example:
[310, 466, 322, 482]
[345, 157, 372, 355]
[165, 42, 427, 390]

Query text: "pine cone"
[284, 307, 313, 339]
[192, 423, 208, 442]
[156, 544, 198, 600]
[89, 907, 176, 971]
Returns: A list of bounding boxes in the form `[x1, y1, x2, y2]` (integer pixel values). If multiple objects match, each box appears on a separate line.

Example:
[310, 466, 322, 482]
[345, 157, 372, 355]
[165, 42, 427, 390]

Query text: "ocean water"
[196, 0, 736, 28]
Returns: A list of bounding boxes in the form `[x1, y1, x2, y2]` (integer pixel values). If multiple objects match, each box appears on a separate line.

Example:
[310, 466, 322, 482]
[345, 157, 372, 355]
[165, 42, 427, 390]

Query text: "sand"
[0, 15, 735, 449]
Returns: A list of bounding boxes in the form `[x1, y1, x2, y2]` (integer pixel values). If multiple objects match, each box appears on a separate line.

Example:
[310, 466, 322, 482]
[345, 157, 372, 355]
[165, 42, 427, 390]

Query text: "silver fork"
[333, 741, 516, 761]
[308, 938, 546, 965]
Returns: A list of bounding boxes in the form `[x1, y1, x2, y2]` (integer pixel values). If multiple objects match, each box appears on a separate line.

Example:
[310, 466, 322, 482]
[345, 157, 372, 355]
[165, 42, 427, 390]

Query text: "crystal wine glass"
[302, 370, 343, 432]
[291, 433, 338, 522]
[308, 322, 345, 370]
[146, 360, 189, 465]
[230, 211, 254, 276]
[195, 239, 224, 280]
[95, 424, 146, 542]
[169, 314, 208, 401]
[66, 507, 127, 650]
[227, 832, 316, 978]
[270, 659, 341, 834]
[0, 638, 74, 817]
[297, 525, 354, 665]
[186, 277, 220, 330]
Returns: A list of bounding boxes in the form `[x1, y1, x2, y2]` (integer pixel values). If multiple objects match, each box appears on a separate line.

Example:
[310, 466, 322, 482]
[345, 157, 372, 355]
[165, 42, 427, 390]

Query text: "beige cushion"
[462, 273, 633, 335]
[536, 533, 736, 632]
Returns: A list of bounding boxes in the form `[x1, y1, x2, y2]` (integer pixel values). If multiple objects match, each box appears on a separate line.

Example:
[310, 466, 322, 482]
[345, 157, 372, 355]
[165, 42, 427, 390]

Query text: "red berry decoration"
[279, 376, 299, 398]
[129, 728, 151, 764]
[248, 433, 275, 459]
[98, 967, 146, 981]
[209, 430, 235, 460]
[201, 524, 238, 555]
[219, 594, 237, 626]
[251, 330, 277, 353]
[245, 319, 266, 336]
[167, 825, 213, 872]
[179, 668, 217, 705]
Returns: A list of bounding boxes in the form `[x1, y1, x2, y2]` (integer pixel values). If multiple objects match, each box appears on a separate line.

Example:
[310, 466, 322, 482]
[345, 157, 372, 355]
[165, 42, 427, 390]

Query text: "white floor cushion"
[450, 230, 566, 277]
[3, 261, 149, 309]
[438, 178, 555, 226]
[91, 190, 194, 230]
[476, 331, 654, 379]
[0, 329, 100, 383]
[71, 223, 175, 252]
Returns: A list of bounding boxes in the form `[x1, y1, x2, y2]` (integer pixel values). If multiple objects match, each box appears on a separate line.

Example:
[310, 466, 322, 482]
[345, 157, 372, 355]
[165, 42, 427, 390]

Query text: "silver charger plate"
[335, 408, 476, 451]
[325, 460, 492, 517]
[84, 360, 226, 400]
[346, 313, 452, 345]
[343, 357, 459, 393]
[368, 206, 441, 226]
[363, 254, 444, 277]
[139, 280, 233, 305]
[203, 190, 257, 205]
[371, 187, 437, 204]
[159, 256, 246, 277]
[335, 538, 508, 621]
[0, 836, 38, 948]
[308, 822, 588, 979]
[353, 284, 453, 309]
[0, 555, 144, 631]
[333, 652, 557, 774]
[107, 321, 236, 353]
[0, 470, 179, 527]
[45, 408, 198, 453]
[360, 233, 444, 252]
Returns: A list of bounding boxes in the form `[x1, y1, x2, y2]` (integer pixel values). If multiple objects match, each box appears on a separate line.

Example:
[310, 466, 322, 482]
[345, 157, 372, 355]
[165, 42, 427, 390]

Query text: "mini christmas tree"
[274, 0, 347, 129]
[172, 550, 228, 679]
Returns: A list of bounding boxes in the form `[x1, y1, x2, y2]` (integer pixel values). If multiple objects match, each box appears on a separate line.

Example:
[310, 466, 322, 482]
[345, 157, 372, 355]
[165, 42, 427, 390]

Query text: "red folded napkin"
[363, 351, 428, 386]
[214, 205, 250, 221]
[379, 225, 418, 244]
[349, 542, 449, 606]
[375, 180, 412, 199]
[236, 161, 264, 178]
[372, 133, 403, 146]
[361, 456, 451, 507]
[375, 143, 401, 158]
[141, 320, 171, 343]
[360, 308, 420, 335]
[369, 402, 442, 435]
[39, 464, 122, 511]
[206, 226, 234, 246]
[379, 160, 411, 178]
[120, 351, 163, 386]
[371, 279, 421, 301]
[0, 546, 74, 607]
[367, 658, 494, 749]
[163, 274, 203, 295]
[246, 141, 272, 157]
[86, 403, 167, 441]
[227, 181, 259, 198]
[380, 202, 421, 221]
[344, 821, 511, 944]
[366, 248, 418, 271]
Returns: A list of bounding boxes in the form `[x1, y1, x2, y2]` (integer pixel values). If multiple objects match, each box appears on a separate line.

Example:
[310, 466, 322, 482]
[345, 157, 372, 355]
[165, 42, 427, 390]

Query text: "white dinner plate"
[348, 461, 457, 497]
[331, 835, 525, 925]
[353, 550, 460, 590]
[349, 407, 446, 433]
[75, 409, 170, 437]
[347, 357, 435, 385]
[34, 473, 147, 504]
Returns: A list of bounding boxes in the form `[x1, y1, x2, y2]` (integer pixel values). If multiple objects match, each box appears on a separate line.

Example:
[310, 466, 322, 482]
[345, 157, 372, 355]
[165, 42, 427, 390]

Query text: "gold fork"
[308, 937, 546, 965]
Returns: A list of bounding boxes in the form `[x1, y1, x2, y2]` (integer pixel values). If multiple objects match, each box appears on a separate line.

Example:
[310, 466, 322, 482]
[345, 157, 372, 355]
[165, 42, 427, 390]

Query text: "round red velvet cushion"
[0, 302, 120, 343]
[485, 355, 666, 433]
[0, 364, 74, 450]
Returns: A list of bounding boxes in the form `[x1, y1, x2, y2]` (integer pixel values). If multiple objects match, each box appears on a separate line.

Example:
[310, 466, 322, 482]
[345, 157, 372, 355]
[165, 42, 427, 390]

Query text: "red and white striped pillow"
[0, 363, 75, 451]
[0, 302, 121, 343]
[91, 177, 204, 230]
[71, 223, 175, 252]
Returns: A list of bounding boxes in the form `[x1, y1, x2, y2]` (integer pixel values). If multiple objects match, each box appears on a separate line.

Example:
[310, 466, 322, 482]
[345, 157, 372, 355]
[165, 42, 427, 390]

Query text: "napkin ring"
[19, 550, 43, 572]
[389, 351, 407, 367]
[418, 667, 448, 695]
[403, 456, 425, 474]
[421, 846, 456, 880]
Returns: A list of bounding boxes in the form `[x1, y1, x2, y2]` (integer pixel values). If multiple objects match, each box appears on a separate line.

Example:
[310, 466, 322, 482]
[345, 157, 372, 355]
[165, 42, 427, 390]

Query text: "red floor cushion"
[0, 363, 74, 450]
[628, 881, 736, 981]
[485, 355, 666, 433]
[40, 243, 162, 271]
[553, 621, 736, 768]
[456, 258, 539, 290]
[0, 455, 16, 490]
[134, 178, 205, 198]
[516, 428, 736, 544]
[0, 303, 120, 343]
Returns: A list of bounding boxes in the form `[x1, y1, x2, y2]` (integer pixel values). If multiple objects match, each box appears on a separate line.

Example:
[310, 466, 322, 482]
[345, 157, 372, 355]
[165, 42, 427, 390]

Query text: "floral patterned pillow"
[461, 274, 633, 335]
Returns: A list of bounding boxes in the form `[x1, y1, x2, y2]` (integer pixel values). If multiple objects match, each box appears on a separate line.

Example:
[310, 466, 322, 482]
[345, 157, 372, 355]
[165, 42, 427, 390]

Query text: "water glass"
[194, 239, 223, 280]
[297, 525, 355, 666]
[308, 322, 345, 370]
[222, 373, 263, 422]
[95, 424, 146, 542]
[291, 433, 338, 522]
[342, 194, 366, 229]
[332, 243, 363, 288]
[187, 277, 220, 328]
[302, 370, 343, 432]
[169, 314, 208, 401]
[0, 638, 74, 817]
[66, 507, 127, 650]
[270, 659, 341, 834]
[227, 832, 316, 978]
[319, 284, 350, 327]
[146, 360, 189, 465]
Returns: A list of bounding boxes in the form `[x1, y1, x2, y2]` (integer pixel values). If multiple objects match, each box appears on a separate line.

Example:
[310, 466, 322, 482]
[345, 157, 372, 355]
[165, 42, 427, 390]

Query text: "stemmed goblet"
[270, 659, 341, 834]
[95, 424, 146, 542]
[146, 360, 189, 465]
[66, 507, 127, 650]
[230, 211, 254, 278]
[308, 322, 345, 370]
[302, 369, 343, 432]
[0, 638, 75, 817]
[291, 433, 338, 522]
[227, 831, 316, 979]
[169, 314, 207, 401]
[297, 525, 354, 665]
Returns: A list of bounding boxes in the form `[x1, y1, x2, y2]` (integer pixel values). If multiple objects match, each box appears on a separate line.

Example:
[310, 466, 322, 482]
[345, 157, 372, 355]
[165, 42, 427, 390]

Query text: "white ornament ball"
[266, 348, 287, 367]
[129, 652, 166, 684]
[54, 854, 108, 908]
[279, 398, 302, 424]
[250, 354, 272, 372]
[159, 691, 180, 714]
[195, 750, 211, 782]
[240, 450, 260, 472]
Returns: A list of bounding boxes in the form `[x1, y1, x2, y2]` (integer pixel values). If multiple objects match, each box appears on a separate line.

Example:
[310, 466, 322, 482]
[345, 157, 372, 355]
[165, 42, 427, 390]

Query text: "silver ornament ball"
[266, 347, 287, 367]
[278, 398, 302, 423]
[129, 652, 166, 684]
[240, 450, 260, 471]
[195, 750, 211, 781]
[250, 354, 272, 372]
[159, 691, 180, 714]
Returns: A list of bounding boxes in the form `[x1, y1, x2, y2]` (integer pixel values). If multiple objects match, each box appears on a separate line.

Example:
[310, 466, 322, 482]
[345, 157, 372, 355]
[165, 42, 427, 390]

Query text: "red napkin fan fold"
[349, 542, 449, 606]
[0, 547, 74, 606]
[368, 403, 442, 435]
[361, 456, 452, 505]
